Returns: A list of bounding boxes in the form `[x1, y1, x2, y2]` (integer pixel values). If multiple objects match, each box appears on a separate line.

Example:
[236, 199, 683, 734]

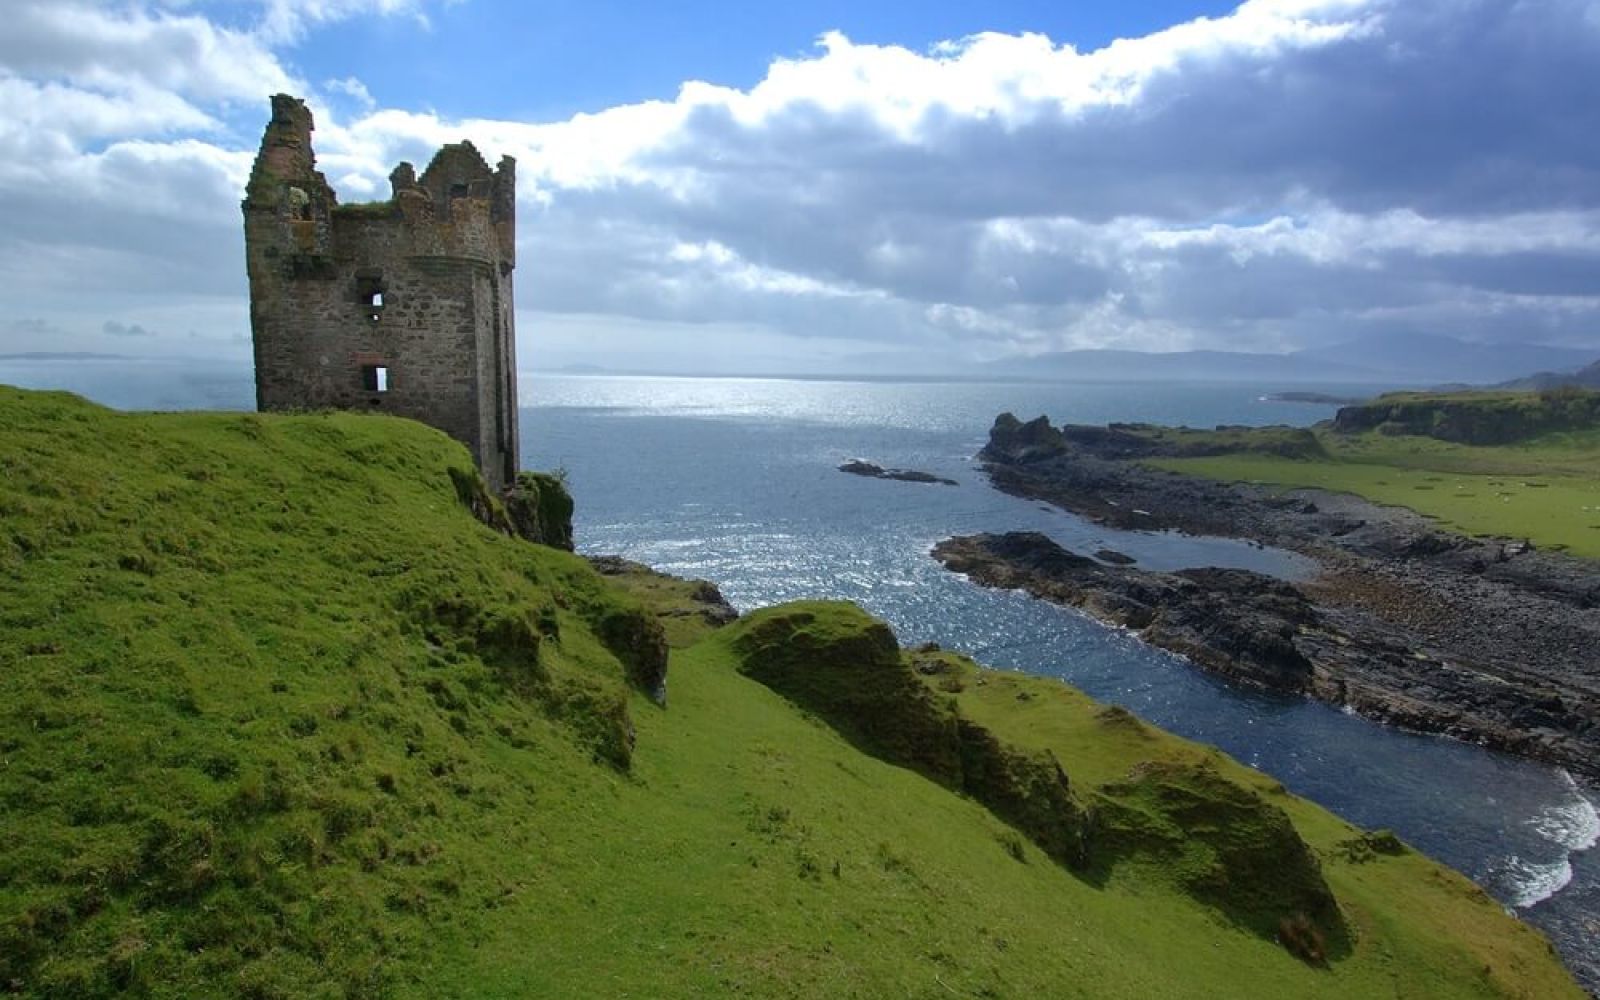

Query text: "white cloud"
[324, 76, 376, 111]
[1, 0, 1598, 367]
[0, 2, 296, 104]
[251, 0, 447, 44]
[293, 0, 1382, 198]
[1141, 209, 1600, 264]
[670, 2, 1377, 140]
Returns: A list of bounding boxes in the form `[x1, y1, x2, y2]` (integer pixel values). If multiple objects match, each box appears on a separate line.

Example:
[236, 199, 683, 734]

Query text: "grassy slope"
[0, 387, 1580, 998]
[0, 387, 647, 996]
[1151, 426, 1600, 557]
[918, 651, 1574, 999]
[426, 622, 1576, 1000]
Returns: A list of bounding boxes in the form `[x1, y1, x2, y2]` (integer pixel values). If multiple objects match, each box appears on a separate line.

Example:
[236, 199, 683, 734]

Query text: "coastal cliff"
[1330, 389, 1600, 444]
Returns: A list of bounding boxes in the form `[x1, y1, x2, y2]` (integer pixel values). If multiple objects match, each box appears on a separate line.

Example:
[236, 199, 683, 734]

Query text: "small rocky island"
[839, 459, 958, 486]
[935, 411, 1600, 778]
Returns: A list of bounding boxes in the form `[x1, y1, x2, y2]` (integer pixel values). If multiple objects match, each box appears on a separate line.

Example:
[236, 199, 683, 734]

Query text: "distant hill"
[983, 348, 1387, 383]
[983, 334, 1598, 385]
[1495, 358, 1600, 391]
[1294, 333, 1596, 385]
[0, 352, 137, 362]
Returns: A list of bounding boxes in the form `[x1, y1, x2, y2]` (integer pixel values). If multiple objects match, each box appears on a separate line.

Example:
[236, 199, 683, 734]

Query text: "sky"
[1, 0, 1598, 374]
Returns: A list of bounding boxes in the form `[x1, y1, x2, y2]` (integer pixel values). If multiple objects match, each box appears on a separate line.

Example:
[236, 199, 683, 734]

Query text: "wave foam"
[1533, 771, 1600, 853]
[1505, 772, 1599, 909]
[1505, 854, 1575, 909]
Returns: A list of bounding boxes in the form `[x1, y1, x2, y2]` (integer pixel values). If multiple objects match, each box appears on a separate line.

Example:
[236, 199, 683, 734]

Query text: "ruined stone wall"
[244, 94, 520, 490]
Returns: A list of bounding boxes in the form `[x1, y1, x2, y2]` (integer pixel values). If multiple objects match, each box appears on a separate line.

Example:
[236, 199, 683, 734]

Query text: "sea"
[5, 357, 1598, 992]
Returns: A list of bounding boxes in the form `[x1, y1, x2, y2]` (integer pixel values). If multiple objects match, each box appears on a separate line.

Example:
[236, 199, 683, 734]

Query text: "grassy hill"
[0, 386, 1581, 998]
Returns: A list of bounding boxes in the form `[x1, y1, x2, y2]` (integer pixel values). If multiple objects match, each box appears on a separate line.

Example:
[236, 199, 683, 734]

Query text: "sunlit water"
[4, 360, 1595, 991]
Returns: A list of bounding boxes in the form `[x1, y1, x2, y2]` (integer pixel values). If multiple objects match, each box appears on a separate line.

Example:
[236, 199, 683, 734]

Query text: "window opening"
[361, 365, 389, 393]
[357, 276, 385, 323]
[288, 185, 313, 221]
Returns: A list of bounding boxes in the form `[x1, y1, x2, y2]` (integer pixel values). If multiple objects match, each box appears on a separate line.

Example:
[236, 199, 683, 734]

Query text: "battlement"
[244, 95, 521, 490]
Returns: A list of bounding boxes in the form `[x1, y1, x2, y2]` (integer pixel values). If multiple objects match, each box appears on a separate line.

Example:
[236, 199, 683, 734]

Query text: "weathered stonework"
[244, 94, 520, 489]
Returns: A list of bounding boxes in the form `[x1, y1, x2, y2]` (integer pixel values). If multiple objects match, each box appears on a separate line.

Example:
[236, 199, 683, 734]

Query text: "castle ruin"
[244, 94, 520, 490]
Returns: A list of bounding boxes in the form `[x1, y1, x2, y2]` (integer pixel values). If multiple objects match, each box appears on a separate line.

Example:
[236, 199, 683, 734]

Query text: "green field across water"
[1149, 394, 1600, 558]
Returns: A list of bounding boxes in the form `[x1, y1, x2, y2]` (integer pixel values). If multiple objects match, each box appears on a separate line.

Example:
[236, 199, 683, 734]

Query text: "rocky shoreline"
[934, 414, 1600, 779]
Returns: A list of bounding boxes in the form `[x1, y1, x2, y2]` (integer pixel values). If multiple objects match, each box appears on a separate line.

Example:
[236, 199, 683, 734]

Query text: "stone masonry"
[244, 94, 520, 490]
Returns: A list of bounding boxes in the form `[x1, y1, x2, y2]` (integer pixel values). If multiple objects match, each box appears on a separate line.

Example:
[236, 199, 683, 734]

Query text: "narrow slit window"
[362, 365, 389, 393]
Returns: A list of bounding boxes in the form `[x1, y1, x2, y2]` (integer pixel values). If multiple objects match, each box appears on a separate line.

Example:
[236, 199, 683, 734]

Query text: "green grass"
[1151, 426, 1600, 557]
[425, 620, 1579, 999]
[329, 200, 397, 220]
[915, 652, 1577, 998]
[0, 387, 652, 994]
[0, 386, 1581, 997]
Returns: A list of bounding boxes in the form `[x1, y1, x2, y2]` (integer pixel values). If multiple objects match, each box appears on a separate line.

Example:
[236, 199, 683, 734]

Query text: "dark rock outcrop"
[935, 528, 1600, 776]
[934, 534, 1316, 694]
[985, 413, 1322, 464]
[839, 460, 958, 486]
[986, 412, 1071, 464]
[944, 413, 1600, 777]
[687, 580, 741, 626]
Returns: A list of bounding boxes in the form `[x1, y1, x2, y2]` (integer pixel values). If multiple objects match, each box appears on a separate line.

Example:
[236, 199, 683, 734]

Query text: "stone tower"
[244, 94, 520, 490]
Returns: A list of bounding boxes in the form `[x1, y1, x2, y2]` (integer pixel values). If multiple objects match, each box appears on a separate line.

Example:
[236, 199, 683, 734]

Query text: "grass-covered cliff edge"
[0, 386, 1581, 998]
